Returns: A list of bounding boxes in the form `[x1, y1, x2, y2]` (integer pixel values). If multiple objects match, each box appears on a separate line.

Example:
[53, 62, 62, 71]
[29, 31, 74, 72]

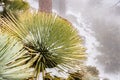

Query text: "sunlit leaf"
[0, 32, 34, 80]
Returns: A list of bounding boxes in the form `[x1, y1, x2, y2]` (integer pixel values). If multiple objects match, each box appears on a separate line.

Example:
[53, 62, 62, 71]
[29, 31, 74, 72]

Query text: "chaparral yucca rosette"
[1, 12, 86, 78]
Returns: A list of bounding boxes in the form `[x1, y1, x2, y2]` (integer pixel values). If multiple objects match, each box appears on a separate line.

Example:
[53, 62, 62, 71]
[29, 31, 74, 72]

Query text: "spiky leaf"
[0, 32, 34, 80]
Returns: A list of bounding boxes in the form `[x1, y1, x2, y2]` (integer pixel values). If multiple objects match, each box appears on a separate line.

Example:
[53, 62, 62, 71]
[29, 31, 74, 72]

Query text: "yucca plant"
[1, 12, 86, 79]
[0, 0, 30, 18]
[0, 32, 34, 80]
